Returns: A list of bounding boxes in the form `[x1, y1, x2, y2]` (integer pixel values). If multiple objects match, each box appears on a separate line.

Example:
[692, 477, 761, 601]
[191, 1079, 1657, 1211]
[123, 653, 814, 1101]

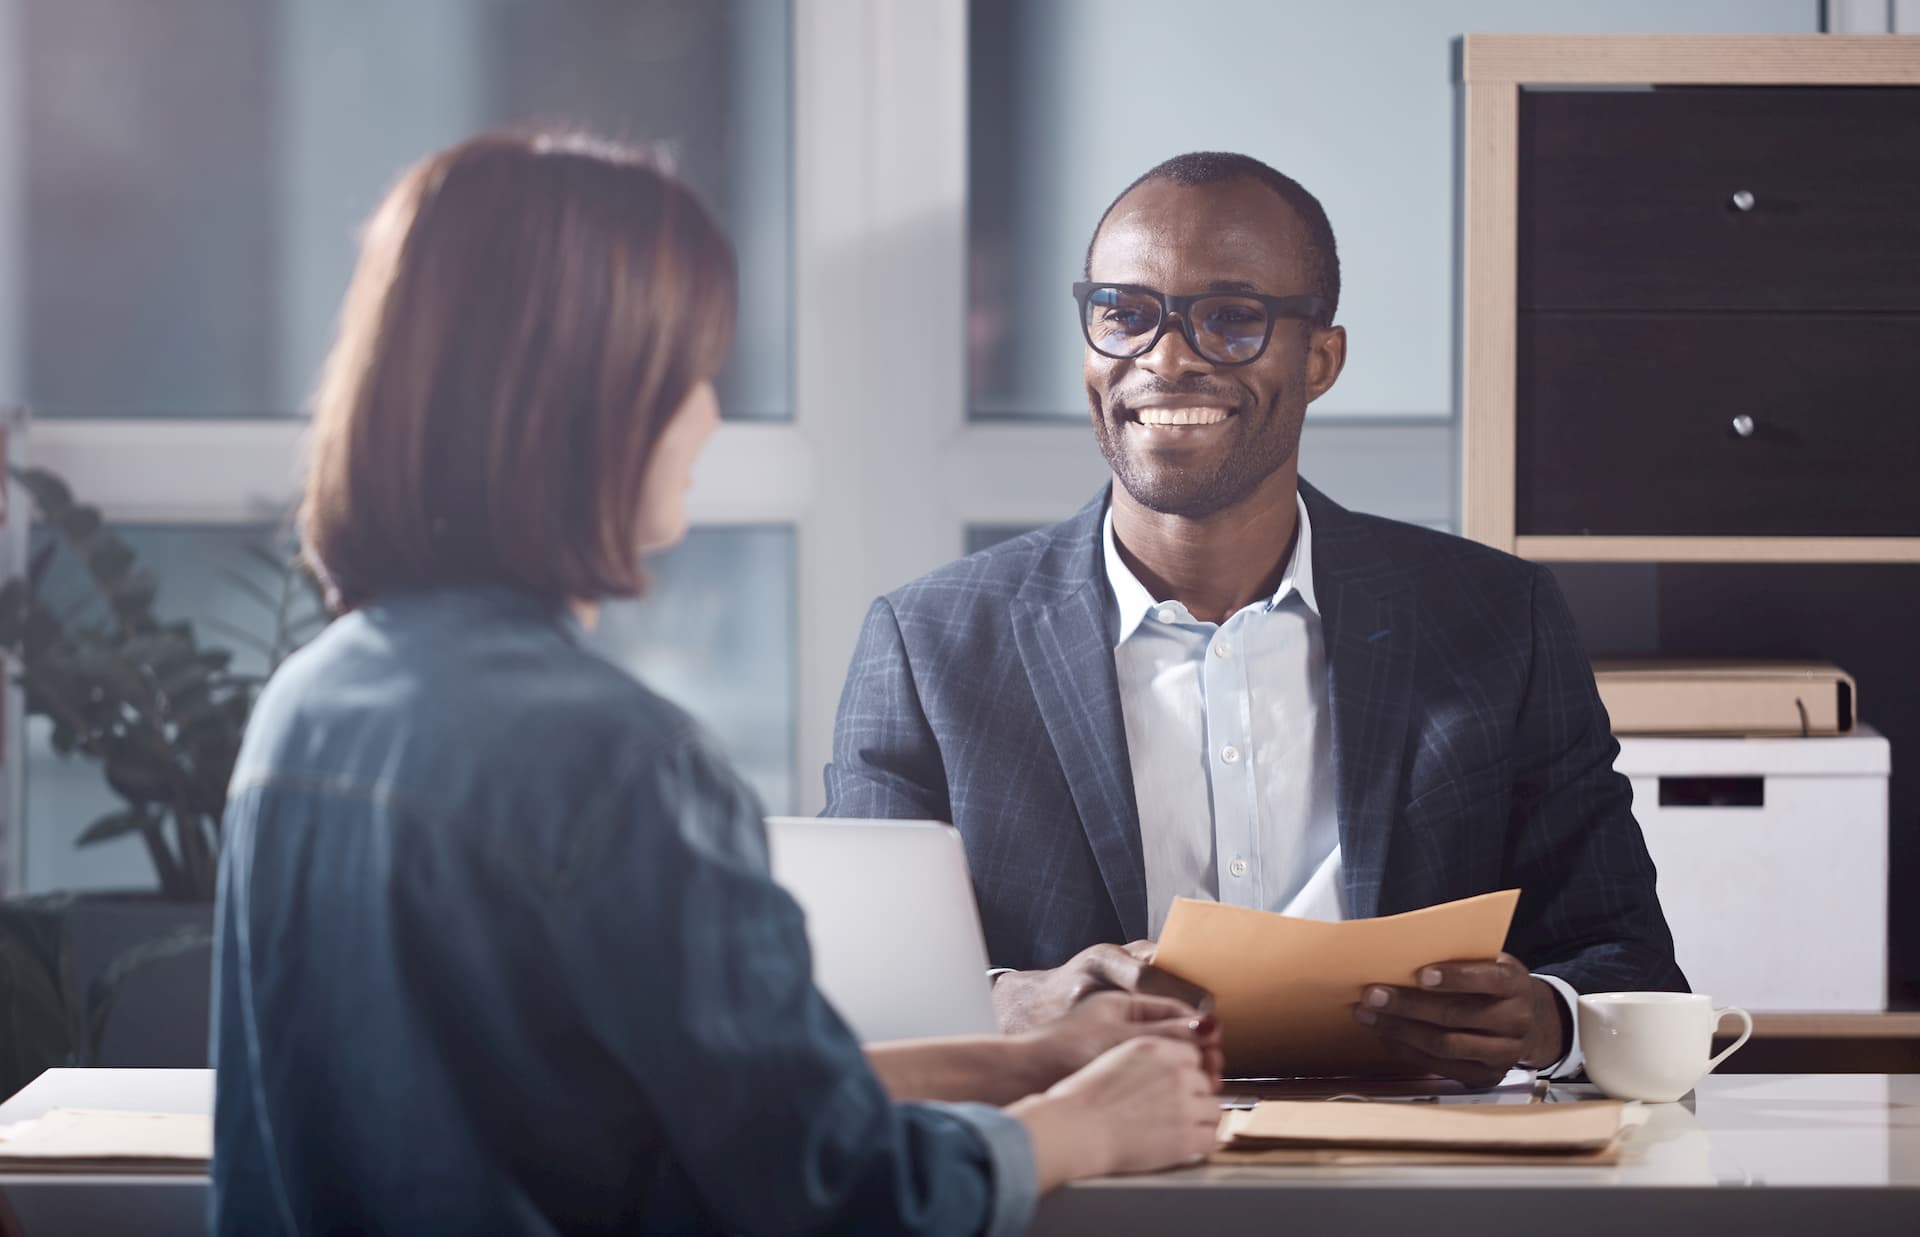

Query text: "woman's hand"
[1020, 990, 1224, 1091]
[1009, 1038, 1222, 1188]
[863, 990, 1220, 1107]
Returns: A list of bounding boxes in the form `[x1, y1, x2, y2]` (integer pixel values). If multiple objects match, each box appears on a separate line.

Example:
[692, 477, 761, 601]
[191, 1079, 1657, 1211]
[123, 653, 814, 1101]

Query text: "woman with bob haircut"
[210, 131, 1222, 1235]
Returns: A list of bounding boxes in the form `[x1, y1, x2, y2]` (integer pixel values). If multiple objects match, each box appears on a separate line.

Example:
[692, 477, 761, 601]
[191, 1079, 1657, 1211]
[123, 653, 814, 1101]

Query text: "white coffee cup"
[1576, 992, 1753, 1103]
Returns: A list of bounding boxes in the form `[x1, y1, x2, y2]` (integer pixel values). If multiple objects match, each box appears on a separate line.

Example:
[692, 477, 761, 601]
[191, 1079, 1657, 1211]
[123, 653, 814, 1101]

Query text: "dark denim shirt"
[210, 588, 1034, 1235]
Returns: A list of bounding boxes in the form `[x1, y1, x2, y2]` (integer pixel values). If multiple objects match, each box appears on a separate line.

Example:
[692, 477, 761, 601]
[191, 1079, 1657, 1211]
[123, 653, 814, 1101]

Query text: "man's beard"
[1092, 387, 1304, 520]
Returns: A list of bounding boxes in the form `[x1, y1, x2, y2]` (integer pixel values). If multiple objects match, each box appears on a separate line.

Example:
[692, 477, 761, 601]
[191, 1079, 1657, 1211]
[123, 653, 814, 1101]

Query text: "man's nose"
[1134, 315, 1213, 380]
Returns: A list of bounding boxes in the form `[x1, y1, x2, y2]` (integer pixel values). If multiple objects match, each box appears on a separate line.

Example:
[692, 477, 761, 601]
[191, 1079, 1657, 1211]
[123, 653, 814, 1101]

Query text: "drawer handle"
[1730, 189, 1756, 212]
[1658, 776, 1765, 808]
[1731, 414, 1756, 438]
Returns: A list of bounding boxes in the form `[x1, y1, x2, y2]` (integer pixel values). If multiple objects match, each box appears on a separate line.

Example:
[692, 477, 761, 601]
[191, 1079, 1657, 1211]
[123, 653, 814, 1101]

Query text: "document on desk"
[1152, 888, 1521, 1077]
[0, 1108, 211, 1174]
[1212, 1099, 1643, 1167]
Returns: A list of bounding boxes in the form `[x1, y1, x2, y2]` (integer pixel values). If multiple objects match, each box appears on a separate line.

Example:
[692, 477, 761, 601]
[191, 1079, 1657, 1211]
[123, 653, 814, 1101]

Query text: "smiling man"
[826, 151, 1686, 1087]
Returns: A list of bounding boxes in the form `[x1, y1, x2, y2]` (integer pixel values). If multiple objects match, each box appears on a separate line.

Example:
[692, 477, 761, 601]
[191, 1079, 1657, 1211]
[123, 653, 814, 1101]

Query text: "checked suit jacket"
[824, 480, 1686, 997]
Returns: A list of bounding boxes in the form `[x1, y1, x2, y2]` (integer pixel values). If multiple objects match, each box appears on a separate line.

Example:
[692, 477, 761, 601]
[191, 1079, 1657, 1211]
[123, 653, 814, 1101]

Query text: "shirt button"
[1220, 745, 1241, 764]
[1213, 640, 1232, 658]
[1156, 607, 1178, 624]
[1229, 858, 1249, 878]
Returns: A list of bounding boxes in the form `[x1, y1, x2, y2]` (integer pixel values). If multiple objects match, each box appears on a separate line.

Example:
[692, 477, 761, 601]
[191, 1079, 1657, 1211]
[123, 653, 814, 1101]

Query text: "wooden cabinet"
[1516, 314, 1920, 538]
[1463, 35, 1920, 562]
[1520, 87, 1920, 313]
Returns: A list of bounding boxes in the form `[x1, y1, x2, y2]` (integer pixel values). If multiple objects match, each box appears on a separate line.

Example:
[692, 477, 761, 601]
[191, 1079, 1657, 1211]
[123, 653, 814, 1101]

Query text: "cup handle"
[1705, 1006, 1754, 1074]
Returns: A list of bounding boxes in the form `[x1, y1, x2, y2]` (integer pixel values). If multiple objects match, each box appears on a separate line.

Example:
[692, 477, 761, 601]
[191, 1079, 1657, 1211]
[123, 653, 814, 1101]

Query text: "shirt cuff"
[986, 967, 1015, 982]
[926, 1102, 1037, 1237]
[1530, 972, 1584, 1080]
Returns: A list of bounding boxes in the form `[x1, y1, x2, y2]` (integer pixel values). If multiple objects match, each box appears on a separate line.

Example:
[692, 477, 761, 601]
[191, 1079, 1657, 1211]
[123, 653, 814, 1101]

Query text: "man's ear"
[1305, 324, 1347, 403]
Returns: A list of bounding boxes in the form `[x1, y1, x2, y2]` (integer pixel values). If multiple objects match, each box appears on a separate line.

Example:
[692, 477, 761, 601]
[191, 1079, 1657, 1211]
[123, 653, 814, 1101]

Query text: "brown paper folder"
[1152, 890, 1520, 1077]
[1225, 1100, 1627, 1152]
[1212, 1101, 1634, 1165]
[1593, 659, 1855, 736]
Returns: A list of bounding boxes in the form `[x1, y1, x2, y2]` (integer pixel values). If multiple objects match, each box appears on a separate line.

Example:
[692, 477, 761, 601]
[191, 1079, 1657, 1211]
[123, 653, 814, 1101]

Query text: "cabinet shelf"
[1462, 34, 1920, 565]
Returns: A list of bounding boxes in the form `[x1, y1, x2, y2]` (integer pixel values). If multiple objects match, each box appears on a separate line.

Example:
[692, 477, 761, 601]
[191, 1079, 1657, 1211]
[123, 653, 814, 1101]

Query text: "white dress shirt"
[1103, 495, 1582, 1077]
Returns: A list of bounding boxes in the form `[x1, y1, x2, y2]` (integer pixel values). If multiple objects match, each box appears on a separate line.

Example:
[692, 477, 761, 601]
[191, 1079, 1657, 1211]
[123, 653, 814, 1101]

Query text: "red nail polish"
[1191, 1014, 1218, 1037]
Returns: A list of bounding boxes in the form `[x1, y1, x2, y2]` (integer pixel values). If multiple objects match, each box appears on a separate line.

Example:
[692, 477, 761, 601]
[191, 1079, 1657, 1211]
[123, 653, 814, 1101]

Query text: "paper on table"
[1223, 1099, 1630, 1152]
[0, 1108, 211, 1172]
[1210, 1104, 1641, 1167]
[1152, 888, 1521, 1076]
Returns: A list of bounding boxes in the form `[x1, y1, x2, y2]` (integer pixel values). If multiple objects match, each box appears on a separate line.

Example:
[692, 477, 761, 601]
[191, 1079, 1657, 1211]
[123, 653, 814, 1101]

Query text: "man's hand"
[1022, 990, 1225, 1090]
[992, 940, 1159, 1033]
[1351, 953, 1568, 1089]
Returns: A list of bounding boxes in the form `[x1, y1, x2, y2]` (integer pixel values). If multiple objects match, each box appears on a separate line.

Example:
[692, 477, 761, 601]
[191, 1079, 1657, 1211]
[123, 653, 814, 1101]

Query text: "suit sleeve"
[1504, 566, 1689, 997]
[823, 596, 954, 822]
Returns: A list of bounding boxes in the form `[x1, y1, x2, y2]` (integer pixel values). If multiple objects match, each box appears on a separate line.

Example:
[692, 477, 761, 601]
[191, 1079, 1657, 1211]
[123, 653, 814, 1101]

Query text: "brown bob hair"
[300, 131, 736, 611]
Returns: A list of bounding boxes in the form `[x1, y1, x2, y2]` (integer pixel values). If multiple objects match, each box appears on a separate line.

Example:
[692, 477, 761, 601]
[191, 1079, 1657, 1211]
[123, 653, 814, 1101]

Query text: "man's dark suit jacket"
[825, 480, 1686, 998]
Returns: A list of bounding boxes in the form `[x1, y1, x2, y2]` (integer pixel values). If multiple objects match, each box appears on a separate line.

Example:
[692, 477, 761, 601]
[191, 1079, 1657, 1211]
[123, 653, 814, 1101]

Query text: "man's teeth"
[1135, 407, 1230, 427]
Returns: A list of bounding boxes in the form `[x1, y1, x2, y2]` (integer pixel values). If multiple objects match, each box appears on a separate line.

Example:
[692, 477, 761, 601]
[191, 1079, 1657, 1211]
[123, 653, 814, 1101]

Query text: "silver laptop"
[765, 817, 999, 1042]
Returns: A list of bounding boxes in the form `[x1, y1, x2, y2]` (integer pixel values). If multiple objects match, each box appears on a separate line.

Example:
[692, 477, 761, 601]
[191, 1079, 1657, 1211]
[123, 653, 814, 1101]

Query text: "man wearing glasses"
[827, 152, 1684, 1087]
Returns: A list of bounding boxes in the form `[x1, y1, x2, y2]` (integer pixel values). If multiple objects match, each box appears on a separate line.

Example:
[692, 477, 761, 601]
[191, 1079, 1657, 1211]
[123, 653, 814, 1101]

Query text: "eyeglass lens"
[1083, 286, 1270, 364]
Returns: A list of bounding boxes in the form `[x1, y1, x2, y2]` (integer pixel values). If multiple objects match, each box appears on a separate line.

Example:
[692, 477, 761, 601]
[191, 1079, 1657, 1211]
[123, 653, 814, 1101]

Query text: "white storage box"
[1615, 726, 1889, 1012]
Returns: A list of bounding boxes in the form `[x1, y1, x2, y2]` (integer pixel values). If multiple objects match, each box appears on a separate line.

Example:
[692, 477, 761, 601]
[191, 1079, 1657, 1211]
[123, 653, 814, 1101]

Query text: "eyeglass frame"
[1070, 280, 1328, 367]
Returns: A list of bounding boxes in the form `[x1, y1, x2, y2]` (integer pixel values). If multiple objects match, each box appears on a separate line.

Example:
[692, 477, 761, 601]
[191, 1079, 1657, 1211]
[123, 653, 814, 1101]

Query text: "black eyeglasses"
[1072, 281, 1326, 366]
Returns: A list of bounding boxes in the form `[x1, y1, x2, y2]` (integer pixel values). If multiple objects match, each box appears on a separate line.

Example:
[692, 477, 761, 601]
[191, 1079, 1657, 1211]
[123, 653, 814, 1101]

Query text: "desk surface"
[1041, 1072, 1920, 1235]
[2, 1071, 1916, 1236]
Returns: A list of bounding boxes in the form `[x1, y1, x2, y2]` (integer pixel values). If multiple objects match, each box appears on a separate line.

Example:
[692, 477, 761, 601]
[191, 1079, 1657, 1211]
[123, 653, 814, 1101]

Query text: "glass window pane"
[22, 522, 797, 893]
[966, 0, 1819, 422]
[12, 0, 791, 421]
[587, 526, 797, 816]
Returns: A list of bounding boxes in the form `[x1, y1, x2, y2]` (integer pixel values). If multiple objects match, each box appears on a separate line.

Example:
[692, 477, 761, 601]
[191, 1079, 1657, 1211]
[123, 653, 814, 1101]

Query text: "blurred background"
[0, 0, 1842, 899]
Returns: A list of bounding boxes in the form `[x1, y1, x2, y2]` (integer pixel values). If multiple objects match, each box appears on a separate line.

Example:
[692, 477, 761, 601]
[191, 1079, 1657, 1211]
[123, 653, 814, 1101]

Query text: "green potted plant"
[0, 468, 324, 1096]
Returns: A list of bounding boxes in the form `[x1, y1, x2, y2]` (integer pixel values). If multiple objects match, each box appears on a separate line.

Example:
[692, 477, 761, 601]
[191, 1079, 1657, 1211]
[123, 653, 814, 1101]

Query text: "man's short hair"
[1083, 151, 1340, 326]
[300, 131, 736, 611]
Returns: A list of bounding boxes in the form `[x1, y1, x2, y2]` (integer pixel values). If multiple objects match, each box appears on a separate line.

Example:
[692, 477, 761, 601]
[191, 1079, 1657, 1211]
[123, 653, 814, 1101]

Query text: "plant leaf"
[75, 810, 148, 847]
[240, 543, 296, 576]
[219, 568, 283, 614]
[86, 540, 135, 585]
[13, 467, 74, 517]
[158, 661, 215, 698]
[202, 616, 273, 658]
[27, 538, 57, 589]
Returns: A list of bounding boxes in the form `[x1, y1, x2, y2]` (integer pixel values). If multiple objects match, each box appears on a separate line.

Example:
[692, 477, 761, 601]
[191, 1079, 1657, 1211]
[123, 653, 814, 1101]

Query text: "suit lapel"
[1011, 493, 1149, 942]
[1304, 483, 1415, 920]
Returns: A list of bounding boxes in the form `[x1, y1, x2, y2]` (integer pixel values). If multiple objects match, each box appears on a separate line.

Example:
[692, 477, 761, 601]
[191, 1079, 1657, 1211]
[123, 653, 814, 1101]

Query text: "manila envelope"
[1152, 889, 1520, 1077]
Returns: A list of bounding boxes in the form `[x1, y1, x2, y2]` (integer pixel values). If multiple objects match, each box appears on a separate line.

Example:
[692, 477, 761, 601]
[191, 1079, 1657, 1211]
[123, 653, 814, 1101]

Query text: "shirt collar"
[1103, 492, 1319, 646]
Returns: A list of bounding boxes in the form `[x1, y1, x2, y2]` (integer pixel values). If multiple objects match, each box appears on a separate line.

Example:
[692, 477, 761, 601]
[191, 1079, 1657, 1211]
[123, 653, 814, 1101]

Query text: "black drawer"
[1516, 314, 1920, 538]
[1520, 87, 1920, 312]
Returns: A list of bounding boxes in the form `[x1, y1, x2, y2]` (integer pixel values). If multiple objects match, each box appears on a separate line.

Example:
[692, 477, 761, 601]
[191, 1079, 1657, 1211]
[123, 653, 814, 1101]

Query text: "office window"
[18, 0, 791, 420]
[22, 524, 797, 893]
[589, 526, 798, 816]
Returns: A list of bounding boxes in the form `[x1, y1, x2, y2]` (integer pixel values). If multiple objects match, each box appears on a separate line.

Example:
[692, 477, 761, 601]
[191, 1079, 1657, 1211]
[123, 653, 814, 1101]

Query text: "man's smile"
[1129, 405, 1232, 427]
